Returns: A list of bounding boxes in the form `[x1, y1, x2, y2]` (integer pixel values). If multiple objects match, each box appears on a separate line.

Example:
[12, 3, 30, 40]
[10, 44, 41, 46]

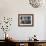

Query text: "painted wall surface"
[0, 0, 46, 40]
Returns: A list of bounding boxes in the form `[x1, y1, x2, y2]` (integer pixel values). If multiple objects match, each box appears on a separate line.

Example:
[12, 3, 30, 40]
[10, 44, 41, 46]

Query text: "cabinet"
[28, 42, 46, 46]
[38, 43, 46, 46]
[16, 43, 28, 46]
[24, 43, 28, 46]
[1, 40, 46, 46]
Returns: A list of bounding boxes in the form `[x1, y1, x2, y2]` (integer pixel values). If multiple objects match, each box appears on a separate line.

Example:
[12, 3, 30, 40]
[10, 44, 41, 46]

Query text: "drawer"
[16, 43, 28, 46]
[38, 43, 46, 46]
[20, 43, 24, 46]
[38, 44, 43, 46]
[24, 43, 28, 46]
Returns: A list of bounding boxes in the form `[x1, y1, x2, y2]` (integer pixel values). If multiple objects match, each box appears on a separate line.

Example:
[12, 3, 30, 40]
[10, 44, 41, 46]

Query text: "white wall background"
[0, 0, 46, 40]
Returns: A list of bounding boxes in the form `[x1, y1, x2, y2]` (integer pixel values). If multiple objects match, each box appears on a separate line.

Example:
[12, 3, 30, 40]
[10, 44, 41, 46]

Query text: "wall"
[0, 0, 46, 40]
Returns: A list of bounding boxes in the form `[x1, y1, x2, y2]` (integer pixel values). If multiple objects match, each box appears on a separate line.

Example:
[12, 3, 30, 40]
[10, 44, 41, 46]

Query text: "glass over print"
[18, 14, 34, 26]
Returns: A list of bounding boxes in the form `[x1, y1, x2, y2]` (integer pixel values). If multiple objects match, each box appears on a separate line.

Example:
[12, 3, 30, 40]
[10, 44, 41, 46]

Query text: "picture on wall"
[18, 14, 34, 26]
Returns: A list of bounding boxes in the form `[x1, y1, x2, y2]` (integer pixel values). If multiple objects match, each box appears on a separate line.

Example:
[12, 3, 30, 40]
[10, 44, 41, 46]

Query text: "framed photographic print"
[18, 14, 34, 26]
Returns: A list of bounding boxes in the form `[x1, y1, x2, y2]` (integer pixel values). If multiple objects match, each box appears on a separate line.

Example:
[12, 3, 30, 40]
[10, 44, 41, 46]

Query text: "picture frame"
[18, 14, 34, 26]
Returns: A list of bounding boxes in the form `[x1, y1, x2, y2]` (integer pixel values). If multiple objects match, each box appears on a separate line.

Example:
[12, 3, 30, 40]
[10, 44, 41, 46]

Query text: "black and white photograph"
[18, 14, 34, 26]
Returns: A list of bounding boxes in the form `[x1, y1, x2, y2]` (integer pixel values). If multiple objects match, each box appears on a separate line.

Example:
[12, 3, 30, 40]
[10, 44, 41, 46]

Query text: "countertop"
[13, 40, 46, 43]
[5, 39, 46, 43]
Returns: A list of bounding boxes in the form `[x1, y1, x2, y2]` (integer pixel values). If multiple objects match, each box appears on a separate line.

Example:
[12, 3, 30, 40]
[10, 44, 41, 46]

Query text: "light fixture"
[29, 0, 44, 8]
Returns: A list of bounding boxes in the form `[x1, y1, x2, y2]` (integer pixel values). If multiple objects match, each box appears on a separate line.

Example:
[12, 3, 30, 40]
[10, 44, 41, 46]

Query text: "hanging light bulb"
[29, 0, 45, 8]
